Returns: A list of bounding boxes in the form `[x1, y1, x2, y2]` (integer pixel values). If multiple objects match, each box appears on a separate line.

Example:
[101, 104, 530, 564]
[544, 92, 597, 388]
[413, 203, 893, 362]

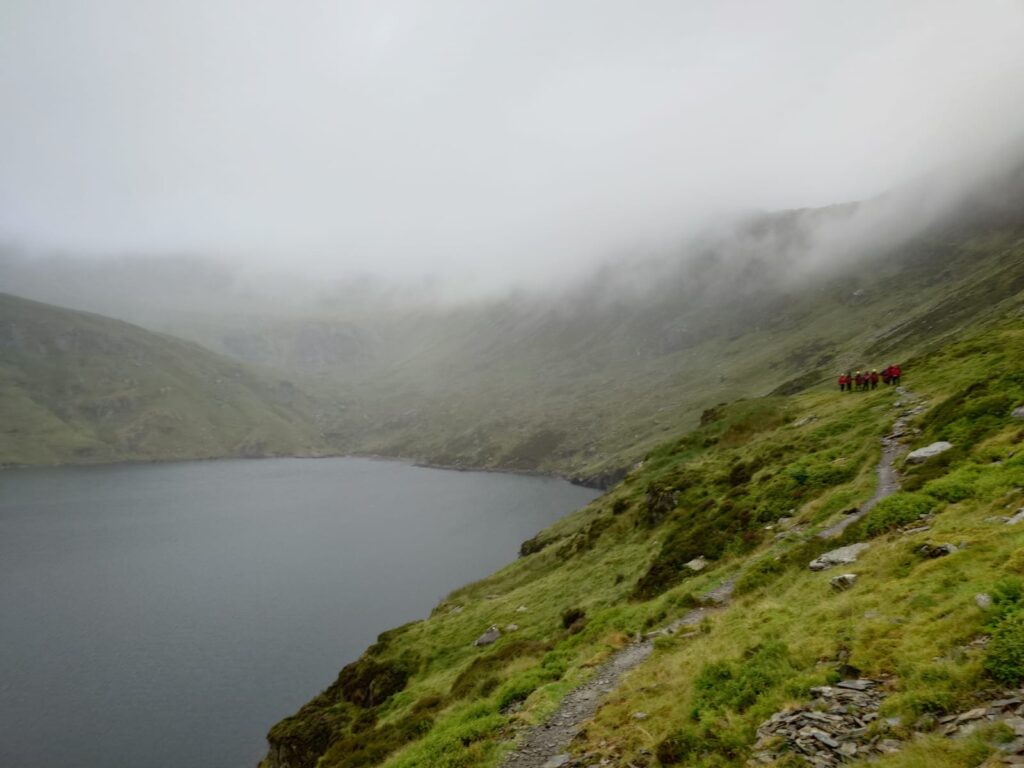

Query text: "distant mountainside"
[3, 162, 1023, 480]
[0, 293, 329, 466]
[182, 162, 1024, 484]
[261, 301, 1024, 768]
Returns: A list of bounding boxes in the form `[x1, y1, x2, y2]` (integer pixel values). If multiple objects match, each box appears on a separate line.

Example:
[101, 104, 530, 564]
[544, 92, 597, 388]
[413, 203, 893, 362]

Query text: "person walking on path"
[869, 369, 879, 390]
[890, 364, 901, 386]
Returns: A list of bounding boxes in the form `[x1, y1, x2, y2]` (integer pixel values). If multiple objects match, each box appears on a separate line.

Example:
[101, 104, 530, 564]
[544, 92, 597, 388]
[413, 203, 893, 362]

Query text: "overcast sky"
[2, 1, 1023, 288]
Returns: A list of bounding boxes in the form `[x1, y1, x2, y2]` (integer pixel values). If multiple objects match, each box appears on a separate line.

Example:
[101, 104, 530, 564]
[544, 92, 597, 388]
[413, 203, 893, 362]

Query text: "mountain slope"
[146, 164, 1024, 484]
[262, 307, 1024, 768]
[0, 293, 328, 466]
[3, 166, 1023, 483]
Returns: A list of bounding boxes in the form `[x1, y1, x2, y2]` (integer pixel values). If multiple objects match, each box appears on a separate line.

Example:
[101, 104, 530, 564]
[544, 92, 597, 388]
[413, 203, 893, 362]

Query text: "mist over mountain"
[4, 155, 1023, 480]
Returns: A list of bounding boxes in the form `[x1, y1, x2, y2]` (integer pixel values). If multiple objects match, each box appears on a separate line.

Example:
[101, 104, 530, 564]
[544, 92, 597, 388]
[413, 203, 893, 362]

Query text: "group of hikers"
[837, 364, 902, 392]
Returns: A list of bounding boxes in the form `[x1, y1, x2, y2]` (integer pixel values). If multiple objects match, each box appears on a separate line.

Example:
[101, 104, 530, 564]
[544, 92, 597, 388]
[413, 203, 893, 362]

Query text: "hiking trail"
[501, 390, 919, 768]
[500, 582, 733, 768]
[818, 387, 921, 540]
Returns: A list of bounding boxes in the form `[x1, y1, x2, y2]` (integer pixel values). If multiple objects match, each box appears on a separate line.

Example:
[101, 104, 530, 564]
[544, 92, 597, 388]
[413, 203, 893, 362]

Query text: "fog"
[2, 1, 1024, 295]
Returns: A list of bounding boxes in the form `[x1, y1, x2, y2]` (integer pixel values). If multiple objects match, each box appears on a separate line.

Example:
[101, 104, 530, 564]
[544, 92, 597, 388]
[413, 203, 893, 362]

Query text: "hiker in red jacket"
[881, 366, 891, 385]
[838, 373, 847, 392]
[891, 364, 901, 386]
[869, 369, 880, 390]
[854, 371, 864, 391]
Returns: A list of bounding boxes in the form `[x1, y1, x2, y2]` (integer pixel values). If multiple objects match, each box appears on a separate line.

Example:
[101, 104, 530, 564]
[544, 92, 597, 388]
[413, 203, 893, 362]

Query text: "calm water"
[0, 458, 597, 768]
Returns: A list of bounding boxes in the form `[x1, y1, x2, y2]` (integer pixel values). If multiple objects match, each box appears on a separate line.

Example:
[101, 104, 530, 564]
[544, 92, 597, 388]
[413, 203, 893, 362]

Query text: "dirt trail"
[818, 388, 920, 540]
[500, 582, 734, 768]
[501, 391, 921, 767]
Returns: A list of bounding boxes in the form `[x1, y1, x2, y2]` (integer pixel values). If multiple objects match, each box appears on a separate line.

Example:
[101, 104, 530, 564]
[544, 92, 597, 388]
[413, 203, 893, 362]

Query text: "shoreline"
[0, 449, 617, 490]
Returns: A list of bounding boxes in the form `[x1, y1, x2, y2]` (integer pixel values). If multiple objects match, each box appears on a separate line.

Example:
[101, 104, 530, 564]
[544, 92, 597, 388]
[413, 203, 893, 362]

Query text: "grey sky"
[2, 1, 1023, 289]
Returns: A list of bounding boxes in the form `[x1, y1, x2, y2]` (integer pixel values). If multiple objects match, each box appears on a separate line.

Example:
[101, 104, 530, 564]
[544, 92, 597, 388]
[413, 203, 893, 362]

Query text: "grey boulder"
[474, 626, 501, 647]
[905, 441, 953, 464]
[809, 542, 870, 571]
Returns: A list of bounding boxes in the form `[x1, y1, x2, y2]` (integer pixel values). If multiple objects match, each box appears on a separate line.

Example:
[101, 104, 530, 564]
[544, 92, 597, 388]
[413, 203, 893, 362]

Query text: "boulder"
[1008, 509, 1024, 525]
[809, 542, 870, 571]
[505, 623, 519, 632]
[976, 593, 993, 610]
[830, 573, 858, 591]
[905, 441, 953, 464]
[1013, 406, 1024, 420]
[474, 626, 501, 647]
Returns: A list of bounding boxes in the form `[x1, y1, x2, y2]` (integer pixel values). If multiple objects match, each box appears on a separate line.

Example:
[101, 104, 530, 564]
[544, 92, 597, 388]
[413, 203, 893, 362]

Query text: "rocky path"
[501, 391, 922, 767]
[501, 582, 734, 768]
[818, 388, 921, 540]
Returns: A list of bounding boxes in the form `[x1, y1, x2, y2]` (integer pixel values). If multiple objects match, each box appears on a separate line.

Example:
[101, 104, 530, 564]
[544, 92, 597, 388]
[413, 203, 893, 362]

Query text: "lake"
[0, 457, 598, 768]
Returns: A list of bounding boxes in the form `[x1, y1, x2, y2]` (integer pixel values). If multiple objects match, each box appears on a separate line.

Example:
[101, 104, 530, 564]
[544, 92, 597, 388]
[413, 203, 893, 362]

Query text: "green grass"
[260, 303, 1024, 768]
[0, 293, 329, 466]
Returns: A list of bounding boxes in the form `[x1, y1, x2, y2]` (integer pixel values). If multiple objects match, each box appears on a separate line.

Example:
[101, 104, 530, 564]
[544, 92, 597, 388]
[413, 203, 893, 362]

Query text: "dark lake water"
[0, 458, 598, 768]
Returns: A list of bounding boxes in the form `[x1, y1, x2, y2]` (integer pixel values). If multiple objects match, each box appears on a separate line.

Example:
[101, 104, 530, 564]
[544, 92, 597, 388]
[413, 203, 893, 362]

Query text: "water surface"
[0, 457, 598, 768]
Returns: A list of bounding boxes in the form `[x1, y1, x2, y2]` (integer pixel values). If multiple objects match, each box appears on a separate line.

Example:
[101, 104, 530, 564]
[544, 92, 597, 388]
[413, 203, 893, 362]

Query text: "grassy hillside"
[147, 166, 1024, 485]
[4, 167, 1024, 483]
[0, 293, 329, 466]
[261, 303, 1024, 767]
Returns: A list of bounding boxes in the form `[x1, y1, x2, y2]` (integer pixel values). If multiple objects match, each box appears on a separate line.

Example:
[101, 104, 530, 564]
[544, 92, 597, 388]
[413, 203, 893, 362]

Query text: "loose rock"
[748, 680, 886, 766]
[809, 542, 870, 571]
[542, 756, 569, 768]
[905, 441, 954, 464]
[685, 556, 708, 572]
[977, 593, 993, 610]
[919, 542, 958, 558]
[474, 625, 501, 647]
[830, 573, 858, 591]
[1012, 406, 1024, 420]
[1008, 509, 1024, 526]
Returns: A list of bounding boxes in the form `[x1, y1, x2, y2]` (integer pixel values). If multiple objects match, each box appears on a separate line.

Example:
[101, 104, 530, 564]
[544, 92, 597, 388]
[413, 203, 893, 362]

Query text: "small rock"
[809, 728, 839, 748]
[977, 593, 993, 610]
[685, 556, 708, 572]
[809, 542, 870, 571]
[1008, 509, 1024, 526]
[901, 525, 931, 535]
[1012, 406, 1024, 420]
[830, 573, 858, 591]
[505, 623, 519, 632]
[876, 738, 902, 754]
[515, 605, 529, 613]
[905, 441, 954, 464]
[836, 679, 876, 691]
[474, 626, 501, 647]
[919, 542, 958, 558]
[633, 711, 648, 720]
